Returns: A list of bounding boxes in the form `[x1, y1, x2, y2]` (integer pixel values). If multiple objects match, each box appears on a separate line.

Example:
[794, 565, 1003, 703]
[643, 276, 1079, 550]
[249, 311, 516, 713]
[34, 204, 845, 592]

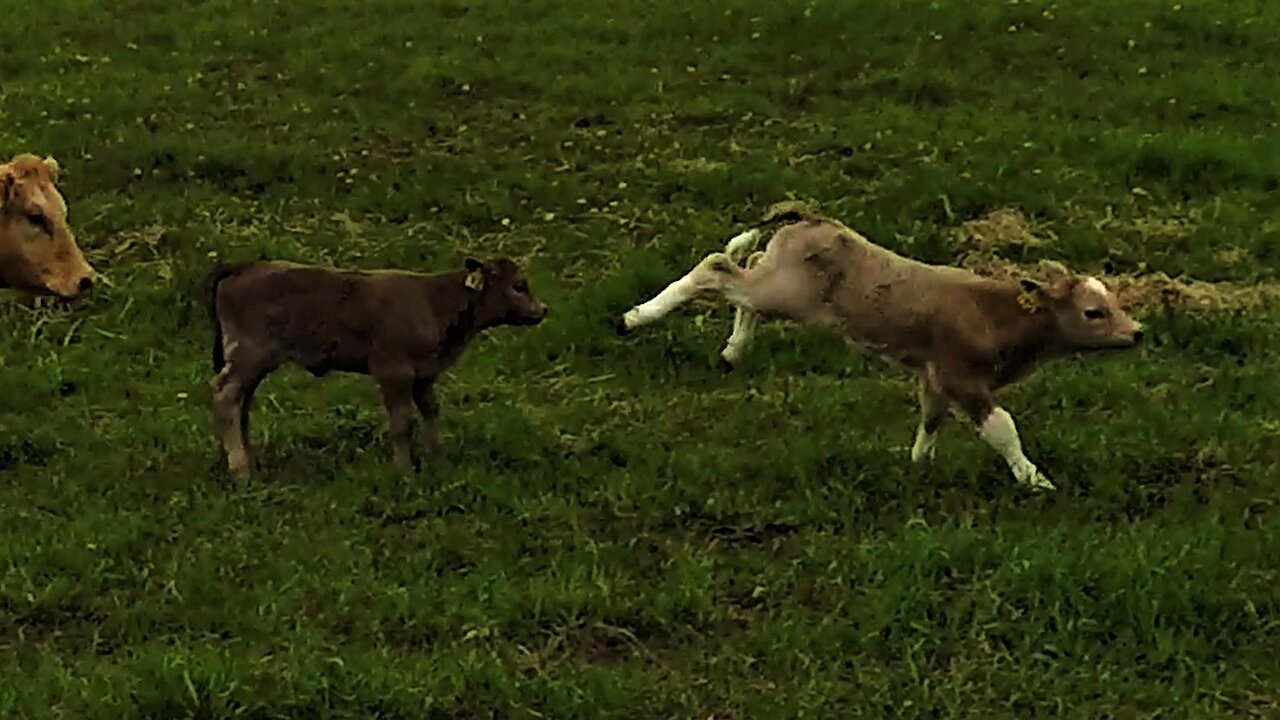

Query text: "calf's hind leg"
[210, 347, 274, 479]
[620, 253, 747, 332]
[911, 379, 950, 464]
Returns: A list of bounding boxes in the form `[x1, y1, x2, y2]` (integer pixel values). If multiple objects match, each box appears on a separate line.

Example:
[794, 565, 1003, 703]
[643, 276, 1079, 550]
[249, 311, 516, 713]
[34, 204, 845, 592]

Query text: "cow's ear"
[1045, 276, 1076, 302]
[464, 257, 486, 291]
[0, 167, 14, 205]
[42, 157, 60, 182]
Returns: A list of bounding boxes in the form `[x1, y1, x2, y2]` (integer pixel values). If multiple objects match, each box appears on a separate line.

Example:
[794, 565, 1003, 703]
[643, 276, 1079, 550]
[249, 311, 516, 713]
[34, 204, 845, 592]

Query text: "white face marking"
[1082, 276, 1106, 294]
[977, 408, 1055, 490]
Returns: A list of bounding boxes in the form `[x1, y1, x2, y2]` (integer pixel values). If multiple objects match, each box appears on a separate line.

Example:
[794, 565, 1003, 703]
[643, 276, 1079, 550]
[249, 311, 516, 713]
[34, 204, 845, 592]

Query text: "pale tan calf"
[0, 154, 95, 299]
[619, 205, 1144, 490]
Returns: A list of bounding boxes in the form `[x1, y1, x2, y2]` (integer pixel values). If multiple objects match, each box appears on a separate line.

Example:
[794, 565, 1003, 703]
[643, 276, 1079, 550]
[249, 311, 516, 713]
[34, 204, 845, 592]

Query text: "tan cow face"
[0, 154, 95, 299]
[1024, 275, 1144, 350]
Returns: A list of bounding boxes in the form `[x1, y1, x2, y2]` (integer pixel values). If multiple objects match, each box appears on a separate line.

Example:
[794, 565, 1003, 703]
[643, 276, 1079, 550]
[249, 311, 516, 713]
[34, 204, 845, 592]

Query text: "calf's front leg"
[977, 407, 1054, 490]
[720, 251, 765, 369]
[720, 305, 759, 369]
[948, 383, 1055, 490]
[412, 377, 444, 461]
[374, 369, 416, 470]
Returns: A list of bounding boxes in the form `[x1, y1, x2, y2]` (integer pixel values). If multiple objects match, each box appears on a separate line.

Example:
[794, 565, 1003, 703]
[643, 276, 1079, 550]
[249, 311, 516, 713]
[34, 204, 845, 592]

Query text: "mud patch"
[569, 621, 673, 670]
[705, 521, 800, 555]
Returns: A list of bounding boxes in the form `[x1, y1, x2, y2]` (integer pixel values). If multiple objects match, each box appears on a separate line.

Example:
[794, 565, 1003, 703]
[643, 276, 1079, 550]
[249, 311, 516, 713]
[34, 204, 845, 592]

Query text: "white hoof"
[1026, 473, 1056, 491]
[1013, 461, 1055, 490]
[910, 432, 937, 464]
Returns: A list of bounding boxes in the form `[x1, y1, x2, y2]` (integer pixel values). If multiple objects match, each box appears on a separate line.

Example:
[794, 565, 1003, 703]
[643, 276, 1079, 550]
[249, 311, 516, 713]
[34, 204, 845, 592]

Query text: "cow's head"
[1021, 273, 1143, 351]
[464, 256, 548, 328]
[0, 154, 95, 299]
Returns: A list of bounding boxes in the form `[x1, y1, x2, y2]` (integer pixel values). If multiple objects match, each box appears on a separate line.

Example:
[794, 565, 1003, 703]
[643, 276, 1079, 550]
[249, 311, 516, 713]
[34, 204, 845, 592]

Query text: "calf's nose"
[78, 276, 94, 292]
[1132, 329, 1144, 343]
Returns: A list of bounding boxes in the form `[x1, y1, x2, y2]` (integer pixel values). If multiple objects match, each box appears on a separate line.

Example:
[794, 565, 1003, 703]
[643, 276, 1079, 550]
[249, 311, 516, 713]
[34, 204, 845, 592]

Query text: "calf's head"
[465, 256, 548, 327]
[0, 154, 95, 299]
[1021, 274, 1143, 351]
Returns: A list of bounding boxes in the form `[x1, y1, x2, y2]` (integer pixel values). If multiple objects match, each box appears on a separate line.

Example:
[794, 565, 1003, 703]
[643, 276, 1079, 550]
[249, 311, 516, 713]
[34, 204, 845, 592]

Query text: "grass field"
[3, 0, 1280, 717]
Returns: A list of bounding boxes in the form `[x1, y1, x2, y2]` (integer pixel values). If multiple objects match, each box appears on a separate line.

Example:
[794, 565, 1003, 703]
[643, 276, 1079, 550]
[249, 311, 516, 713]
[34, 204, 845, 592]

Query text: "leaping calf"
[207, 256, 547, 478]
[618, 204, 1144, 490]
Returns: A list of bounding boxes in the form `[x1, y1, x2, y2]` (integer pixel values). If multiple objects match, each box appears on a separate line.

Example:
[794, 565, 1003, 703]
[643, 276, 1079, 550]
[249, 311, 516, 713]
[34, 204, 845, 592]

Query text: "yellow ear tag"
[1017, 289, 1042, 313]
[465, 269, 485, 291]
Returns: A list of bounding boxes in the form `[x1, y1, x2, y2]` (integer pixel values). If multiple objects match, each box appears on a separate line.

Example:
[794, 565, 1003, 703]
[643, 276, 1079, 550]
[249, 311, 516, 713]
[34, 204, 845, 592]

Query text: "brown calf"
[206, 257, 547, 478]
[0, 154, 95, 299]
[619, 204, 1144, 490]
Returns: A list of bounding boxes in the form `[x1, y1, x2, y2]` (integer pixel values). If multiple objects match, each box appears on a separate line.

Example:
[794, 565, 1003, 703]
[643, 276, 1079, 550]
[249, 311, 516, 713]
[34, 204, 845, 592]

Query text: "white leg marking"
[622, 275, 703, 329]
[720, 249, 765, 364]
[978, 407, 1055, 490]
[720, 305, 759, 366]
[911, 424, 937, 463]
[910, 383, 948, 464]
[622, 254, 735, 330]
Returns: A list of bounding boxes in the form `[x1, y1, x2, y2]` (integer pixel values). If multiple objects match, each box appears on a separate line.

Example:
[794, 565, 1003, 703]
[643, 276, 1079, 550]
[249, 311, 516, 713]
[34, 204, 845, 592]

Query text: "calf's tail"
[205, 262, 250, 373]
[725, 201, 834, 263]
[755, 200, 824, 228]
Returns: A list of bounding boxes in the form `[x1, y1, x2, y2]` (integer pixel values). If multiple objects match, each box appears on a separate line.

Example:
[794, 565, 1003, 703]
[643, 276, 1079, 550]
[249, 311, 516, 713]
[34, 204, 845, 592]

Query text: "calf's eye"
[25, 212, 46, 228]
[1084, 308, 1107, 320]
[513, 281, 528, 294]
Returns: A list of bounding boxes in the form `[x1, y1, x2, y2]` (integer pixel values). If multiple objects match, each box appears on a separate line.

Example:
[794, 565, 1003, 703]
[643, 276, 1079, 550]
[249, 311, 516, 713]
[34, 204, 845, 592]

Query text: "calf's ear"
[0, 166, 14, 202]
[464, 257, 486, 291]
[42, 157, 60, 182]
[1045, 276, 1076, 301]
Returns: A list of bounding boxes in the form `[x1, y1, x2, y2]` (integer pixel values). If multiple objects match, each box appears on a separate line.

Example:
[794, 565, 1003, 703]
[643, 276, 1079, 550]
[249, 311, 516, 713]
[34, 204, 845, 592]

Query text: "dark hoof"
[615, 317, 632, 337]
[718, 356, 736, 373]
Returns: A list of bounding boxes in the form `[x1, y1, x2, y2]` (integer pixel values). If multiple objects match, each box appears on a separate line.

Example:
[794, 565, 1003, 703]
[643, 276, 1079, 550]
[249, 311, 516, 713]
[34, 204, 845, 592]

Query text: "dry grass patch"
[953, 208, 1280, 314]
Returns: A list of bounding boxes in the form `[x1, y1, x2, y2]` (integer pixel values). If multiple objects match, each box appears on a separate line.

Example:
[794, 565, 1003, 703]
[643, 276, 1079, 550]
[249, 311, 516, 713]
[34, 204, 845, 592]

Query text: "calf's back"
[213, 261, 467, 376]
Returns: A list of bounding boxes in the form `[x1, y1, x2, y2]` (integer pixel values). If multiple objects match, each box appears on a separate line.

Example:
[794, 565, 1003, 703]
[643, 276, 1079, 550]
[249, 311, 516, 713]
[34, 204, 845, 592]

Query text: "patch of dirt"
[705, 521, 800, 554]
[1238, 691, 1280, 719]
[0, 436, 58, 470]
[952, 207, 1048, 251]
[952, 208, 1280, 314]
[562, 620, 677, 671]
[577, 622, 643, 667]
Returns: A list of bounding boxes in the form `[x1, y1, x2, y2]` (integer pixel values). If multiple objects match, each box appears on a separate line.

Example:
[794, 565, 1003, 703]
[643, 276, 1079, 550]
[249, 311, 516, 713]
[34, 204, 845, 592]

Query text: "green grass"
[3, 0, 1280, 716]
